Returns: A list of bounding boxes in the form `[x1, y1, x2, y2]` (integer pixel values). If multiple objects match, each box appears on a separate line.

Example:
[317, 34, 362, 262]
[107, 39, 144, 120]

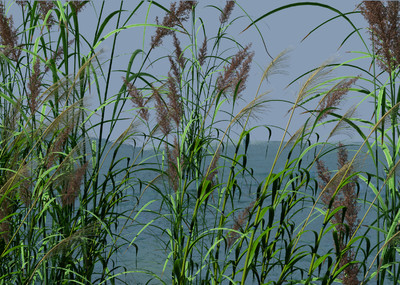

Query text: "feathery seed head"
[151, 1, 197, 48]
[28, 59, 42, 114]
[198, 36, 207, 66]
[153, 86, 171, 136]
[317, 77, 359, 121]
[0, 3, 21, 61]
[220, 1, 235, 24]
[167, 73, 182, 127]
[61, 161, 89, 207]
[360, 1, 400, 73]
[122, 77, 149, 121]
[217, 44, 254, 99]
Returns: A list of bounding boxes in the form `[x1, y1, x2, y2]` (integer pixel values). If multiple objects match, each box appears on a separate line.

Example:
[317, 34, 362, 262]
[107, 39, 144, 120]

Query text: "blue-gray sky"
[11, 1, 373, 143]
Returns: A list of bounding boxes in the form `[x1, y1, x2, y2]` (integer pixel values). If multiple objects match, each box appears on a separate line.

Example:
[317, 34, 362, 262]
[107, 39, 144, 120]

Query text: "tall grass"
[2, 0, 400, 284]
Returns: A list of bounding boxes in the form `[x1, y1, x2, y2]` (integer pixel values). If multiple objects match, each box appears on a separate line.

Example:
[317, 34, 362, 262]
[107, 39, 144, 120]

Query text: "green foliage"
[1, 1, 400, 284]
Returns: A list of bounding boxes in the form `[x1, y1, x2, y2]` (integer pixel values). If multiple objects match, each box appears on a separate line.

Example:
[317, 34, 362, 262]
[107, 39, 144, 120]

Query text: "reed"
[1, 0, 400, 284]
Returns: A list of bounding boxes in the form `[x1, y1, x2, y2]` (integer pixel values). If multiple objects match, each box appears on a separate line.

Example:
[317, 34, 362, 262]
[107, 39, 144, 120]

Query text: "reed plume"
[317, 143, 360, 285]
[205, 148, 221, 184]
[46, 124, 74, 169]
[122, 77, 149, 122]
[169, 55, 181, 84]
[27, 59, 42, 114]
[151, 1, 197, 49]
[166, 137, 182, 192]
[172, 32, 185, 69]
[69, 1, 88, 13]
[153, 86, 171, 136]
[44, 39, 75, 73]
[217, 44, 255, 98]
[220, 1, 235, 25]
[226, 201, 255, 248]
[0, 194, 11, 243]
[360, 1, 400, 73]
[61, 161, 89, 207]
[37, 1, 56, 27]
[198, 36, 207, 66]
[0, 2, 21, 61]
[167, 72, 183, 127]
[317, 77, 359, 121]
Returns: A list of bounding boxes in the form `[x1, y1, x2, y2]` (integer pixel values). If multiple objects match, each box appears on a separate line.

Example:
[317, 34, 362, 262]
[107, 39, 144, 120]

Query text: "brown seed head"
[360, 1, 400, 73]
[317, 77, 359, 121]
[69, 1, 88, 13]
[37, 1, 56, 27]
[220, 1, 235, 24]
[27, 60, 42, 114]
[226, 201, 255, 247]
[172, 32, 185, 69]
[198, 36, 207, 66]
[151, 1, 197, 48]
[62, 161, 89, 207]
[166, 137, 182, 192]
[167, 73, 182, 127]
[217, 44, 254, 98]
[122, 77, 149, 121]
[0, 3, 21, 61]
[317, 143, 360, 284]
[153, 86, 171, 136]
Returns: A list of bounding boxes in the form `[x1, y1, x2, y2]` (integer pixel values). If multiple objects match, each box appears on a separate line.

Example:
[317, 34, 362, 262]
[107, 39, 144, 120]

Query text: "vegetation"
[0, 0, 399, 284]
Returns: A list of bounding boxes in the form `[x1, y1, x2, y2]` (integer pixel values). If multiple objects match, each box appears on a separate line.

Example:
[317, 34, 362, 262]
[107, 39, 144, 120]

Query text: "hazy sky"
[11, 1, 373, 144]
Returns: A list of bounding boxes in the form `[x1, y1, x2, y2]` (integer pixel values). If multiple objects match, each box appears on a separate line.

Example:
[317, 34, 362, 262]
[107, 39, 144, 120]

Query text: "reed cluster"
[0, 0, 400, 284]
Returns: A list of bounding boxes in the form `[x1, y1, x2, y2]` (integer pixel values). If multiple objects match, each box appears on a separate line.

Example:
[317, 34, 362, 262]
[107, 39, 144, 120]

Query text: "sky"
[10, 1, 374, 144]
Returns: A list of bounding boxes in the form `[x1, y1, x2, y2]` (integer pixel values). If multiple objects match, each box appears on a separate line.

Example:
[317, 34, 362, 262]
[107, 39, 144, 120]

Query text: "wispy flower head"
[205, 148, 221, 184]
[0, 194, 11, 243]
[217, 44, 255, 98]
[37, 1, 56, 27]
[44, 39, 75, 73]
[153, 86, 171, 136]
[360, 1, 400, 73]
[226, 200, 255, 247]
[69, 1, 88, 13]
[198, 36, 207, 66]
[28, 60, 42, 114]
[0, 3, 21, 61]
[122, 77, 149, 121]
[167, 73, 182, 127]
[46, 124, 74, 169]
[317, 143, 360, 285]
[166, 137, 182, 192]
[151, 1, 197, 48]
[62, 161, 89, 207]
[172, 32, 185, 69]
[169, 55, 180, 84]
[220, 1, 235, 24]
[317, 77, 359, 121]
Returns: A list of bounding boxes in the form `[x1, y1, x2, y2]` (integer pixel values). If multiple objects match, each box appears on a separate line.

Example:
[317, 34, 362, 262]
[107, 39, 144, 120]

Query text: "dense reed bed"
[1, 0, 400, 284]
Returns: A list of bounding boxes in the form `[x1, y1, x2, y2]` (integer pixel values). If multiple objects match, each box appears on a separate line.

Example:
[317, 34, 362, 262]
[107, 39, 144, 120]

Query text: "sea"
[94, 140, 387, 284]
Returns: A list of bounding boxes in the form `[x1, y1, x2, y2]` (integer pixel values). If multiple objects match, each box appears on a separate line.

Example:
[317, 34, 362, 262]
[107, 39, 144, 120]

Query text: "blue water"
[95, 140, 386, 284]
